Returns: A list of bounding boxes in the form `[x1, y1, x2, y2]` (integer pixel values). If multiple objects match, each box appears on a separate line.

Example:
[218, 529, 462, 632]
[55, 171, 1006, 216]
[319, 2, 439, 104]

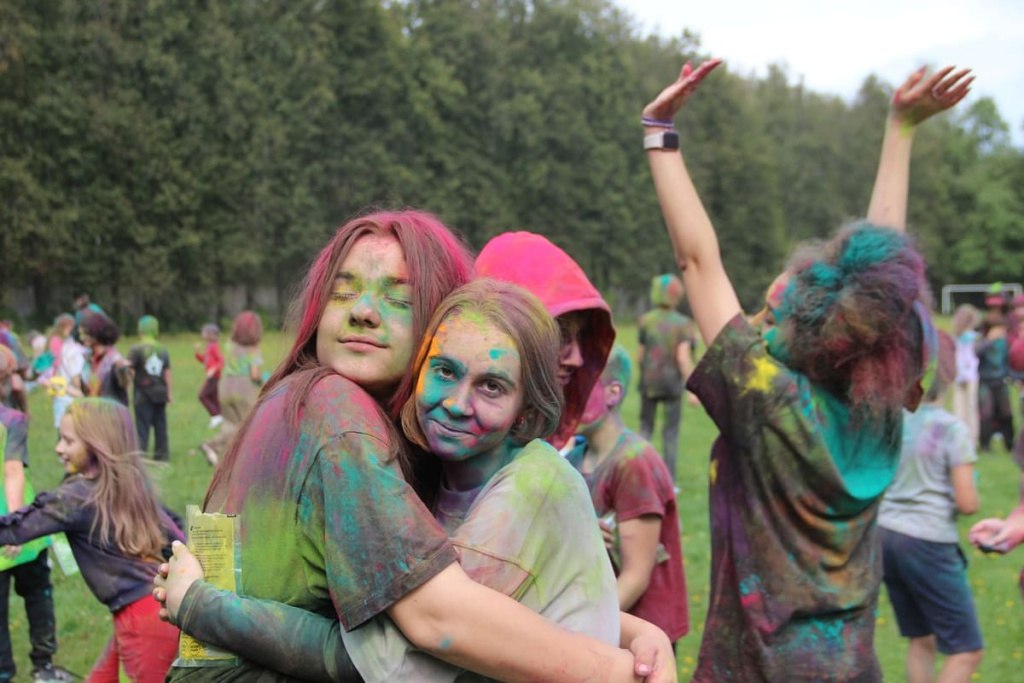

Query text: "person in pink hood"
[474, 232, 616, 447]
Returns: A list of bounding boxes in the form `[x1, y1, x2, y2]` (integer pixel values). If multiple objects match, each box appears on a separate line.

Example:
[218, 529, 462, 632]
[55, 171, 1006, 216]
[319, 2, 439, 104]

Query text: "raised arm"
[643, 59, 742, 345]
[866, 66, 973, 230]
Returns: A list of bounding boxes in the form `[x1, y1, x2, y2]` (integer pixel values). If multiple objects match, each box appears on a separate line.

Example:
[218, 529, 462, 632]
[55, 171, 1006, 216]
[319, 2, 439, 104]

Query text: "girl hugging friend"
[157, 211, 671, 683]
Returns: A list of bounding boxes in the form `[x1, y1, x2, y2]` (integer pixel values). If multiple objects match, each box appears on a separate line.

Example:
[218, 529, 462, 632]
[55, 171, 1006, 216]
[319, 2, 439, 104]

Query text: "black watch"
[643, 131, 680, 150]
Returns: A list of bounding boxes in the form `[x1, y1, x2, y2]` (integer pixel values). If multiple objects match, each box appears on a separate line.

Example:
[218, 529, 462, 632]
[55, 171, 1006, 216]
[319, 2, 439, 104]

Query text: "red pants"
[87, 595, 179, 683]
[198, 375, 221, 417]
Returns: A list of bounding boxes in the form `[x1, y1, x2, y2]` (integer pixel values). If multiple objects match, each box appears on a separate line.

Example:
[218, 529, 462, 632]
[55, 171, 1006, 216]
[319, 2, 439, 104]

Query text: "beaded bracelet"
[641, 116, 674, 129]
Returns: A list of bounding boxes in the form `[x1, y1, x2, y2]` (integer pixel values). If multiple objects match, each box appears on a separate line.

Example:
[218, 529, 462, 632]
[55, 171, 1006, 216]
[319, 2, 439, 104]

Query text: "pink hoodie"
[475, 232, 615, 447]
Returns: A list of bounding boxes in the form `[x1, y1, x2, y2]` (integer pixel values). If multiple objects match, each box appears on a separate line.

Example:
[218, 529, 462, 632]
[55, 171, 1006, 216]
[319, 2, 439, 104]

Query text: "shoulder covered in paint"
[297, 373, 394, 443]
[689, 313, 795, 409]
[604, 430, 676, 520]
[493, 439, 591, 506]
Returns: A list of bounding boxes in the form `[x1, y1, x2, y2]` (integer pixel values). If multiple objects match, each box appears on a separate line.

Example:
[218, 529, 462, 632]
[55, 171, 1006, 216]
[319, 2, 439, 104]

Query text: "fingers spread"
[921, 65, 956, 92]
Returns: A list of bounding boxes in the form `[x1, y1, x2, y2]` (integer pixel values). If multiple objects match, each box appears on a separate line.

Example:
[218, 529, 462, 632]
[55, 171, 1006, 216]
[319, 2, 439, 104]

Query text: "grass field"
[9, 325, 1024, 680]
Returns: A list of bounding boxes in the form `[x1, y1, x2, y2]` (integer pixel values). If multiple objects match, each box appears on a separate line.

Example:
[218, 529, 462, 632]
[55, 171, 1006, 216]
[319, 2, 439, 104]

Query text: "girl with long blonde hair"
[0, 398, 182, 681]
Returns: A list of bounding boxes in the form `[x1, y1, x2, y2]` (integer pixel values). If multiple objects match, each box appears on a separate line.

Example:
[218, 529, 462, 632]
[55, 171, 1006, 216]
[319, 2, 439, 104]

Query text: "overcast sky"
[616, 0, 1024, 146]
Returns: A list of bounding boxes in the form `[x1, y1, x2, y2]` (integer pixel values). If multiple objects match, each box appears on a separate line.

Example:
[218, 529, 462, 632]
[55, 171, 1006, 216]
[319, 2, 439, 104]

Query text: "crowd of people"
[0, 59, 1019, 683]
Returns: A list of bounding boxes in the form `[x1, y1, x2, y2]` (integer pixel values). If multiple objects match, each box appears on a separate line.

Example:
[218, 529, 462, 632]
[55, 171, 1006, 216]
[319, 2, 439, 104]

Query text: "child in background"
[0, 398, 182, 681]
[474, 232, 616, 450]
[200, 312, 262, 467]
[637, 274, 696, 482]
[193, 324, 224, 429]
[976, 299, 1013, 452]
[951, 304, 981, 446]
[44, 315, 86, 437]
[0, 323, 28, 414]
[879, 331, 982, 683]
[80, 313, 131, 406]
[571, 344, 689, 649]
[0, 349, 70, 683]
[24, 331, 53, 393]
[129, 316, 172, 462]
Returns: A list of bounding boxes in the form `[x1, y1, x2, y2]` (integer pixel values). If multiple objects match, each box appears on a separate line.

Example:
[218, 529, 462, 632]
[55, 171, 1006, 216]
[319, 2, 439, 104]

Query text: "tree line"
[2, 0, 1021, 329]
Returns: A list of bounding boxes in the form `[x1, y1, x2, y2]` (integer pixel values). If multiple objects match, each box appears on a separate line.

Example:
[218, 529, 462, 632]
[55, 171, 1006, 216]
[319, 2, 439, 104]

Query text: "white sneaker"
[208, 415, 224, 429]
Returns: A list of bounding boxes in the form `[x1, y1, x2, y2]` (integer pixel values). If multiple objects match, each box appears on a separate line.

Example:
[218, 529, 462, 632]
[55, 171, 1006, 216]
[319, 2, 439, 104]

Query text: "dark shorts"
[881, 527, 983, 654]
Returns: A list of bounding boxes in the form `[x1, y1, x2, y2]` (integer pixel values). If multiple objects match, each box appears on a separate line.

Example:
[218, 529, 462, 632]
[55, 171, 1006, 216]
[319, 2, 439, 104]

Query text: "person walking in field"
[129, 316, 172, 462]
[636, 274, 696, 482]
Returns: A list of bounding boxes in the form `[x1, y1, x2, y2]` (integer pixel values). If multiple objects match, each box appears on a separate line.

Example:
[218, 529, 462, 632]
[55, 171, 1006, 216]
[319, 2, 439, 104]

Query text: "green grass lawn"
[9, 325, 1024, 679]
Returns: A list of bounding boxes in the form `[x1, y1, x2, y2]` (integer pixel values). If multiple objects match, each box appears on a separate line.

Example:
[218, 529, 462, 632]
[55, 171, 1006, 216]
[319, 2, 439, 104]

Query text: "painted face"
[555, 311, 587, 387]
[750, 271, 791, 332]
[416, 311, 524, 465]
[56, 414, 92, 475]
[316, 235, 414, 399]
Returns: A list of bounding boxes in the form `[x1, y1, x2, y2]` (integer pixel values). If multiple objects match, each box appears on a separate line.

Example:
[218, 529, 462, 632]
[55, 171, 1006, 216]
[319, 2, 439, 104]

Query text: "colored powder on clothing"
[745, 355, 779, 394]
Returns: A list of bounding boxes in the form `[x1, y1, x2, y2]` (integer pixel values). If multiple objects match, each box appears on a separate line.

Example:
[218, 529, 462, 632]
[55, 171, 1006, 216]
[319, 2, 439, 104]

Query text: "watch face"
[644, 131, 681, 150]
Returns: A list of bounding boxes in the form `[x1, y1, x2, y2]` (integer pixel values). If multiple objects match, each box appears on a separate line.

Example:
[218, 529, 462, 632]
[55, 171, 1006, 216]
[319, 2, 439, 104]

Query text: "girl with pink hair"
[156, 210, 671, 682]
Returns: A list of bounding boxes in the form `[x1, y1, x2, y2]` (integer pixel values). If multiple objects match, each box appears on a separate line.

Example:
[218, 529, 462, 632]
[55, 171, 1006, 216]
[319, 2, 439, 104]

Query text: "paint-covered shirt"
[637, 308, 693, 399]
[879, 406, 976, 544]
[0, 474, 181, 611]
[342, 438, 620, 683]
[169, 372, 456, 681]
[687, 314, 900, 682]
[581, 430, 689, 641]
[87, 347, 129, 405]
[222, 342, 261, 380]
[976, 335, 1009, 381]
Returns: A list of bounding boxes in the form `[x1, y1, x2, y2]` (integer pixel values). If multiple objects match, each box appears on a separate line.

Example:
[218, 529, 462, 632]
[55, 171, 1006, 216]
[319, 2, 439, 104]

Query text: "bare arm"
[3, 461, 25, 514]
[867, 66, 973, 230]
[970, 473, 1024, 553]
[389, 563, 640, 682]
[619, 613, 676, 682]
[637, 344, 646, 369]
[158, 545, 644, 683]
[950, 463, 978, 515]
[164, 368, 173, 404]
[643, 60, 742, 345]
[675, 342, 694, 380]
[250, 360, 263, 384]
[615, 516, 662, 611]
